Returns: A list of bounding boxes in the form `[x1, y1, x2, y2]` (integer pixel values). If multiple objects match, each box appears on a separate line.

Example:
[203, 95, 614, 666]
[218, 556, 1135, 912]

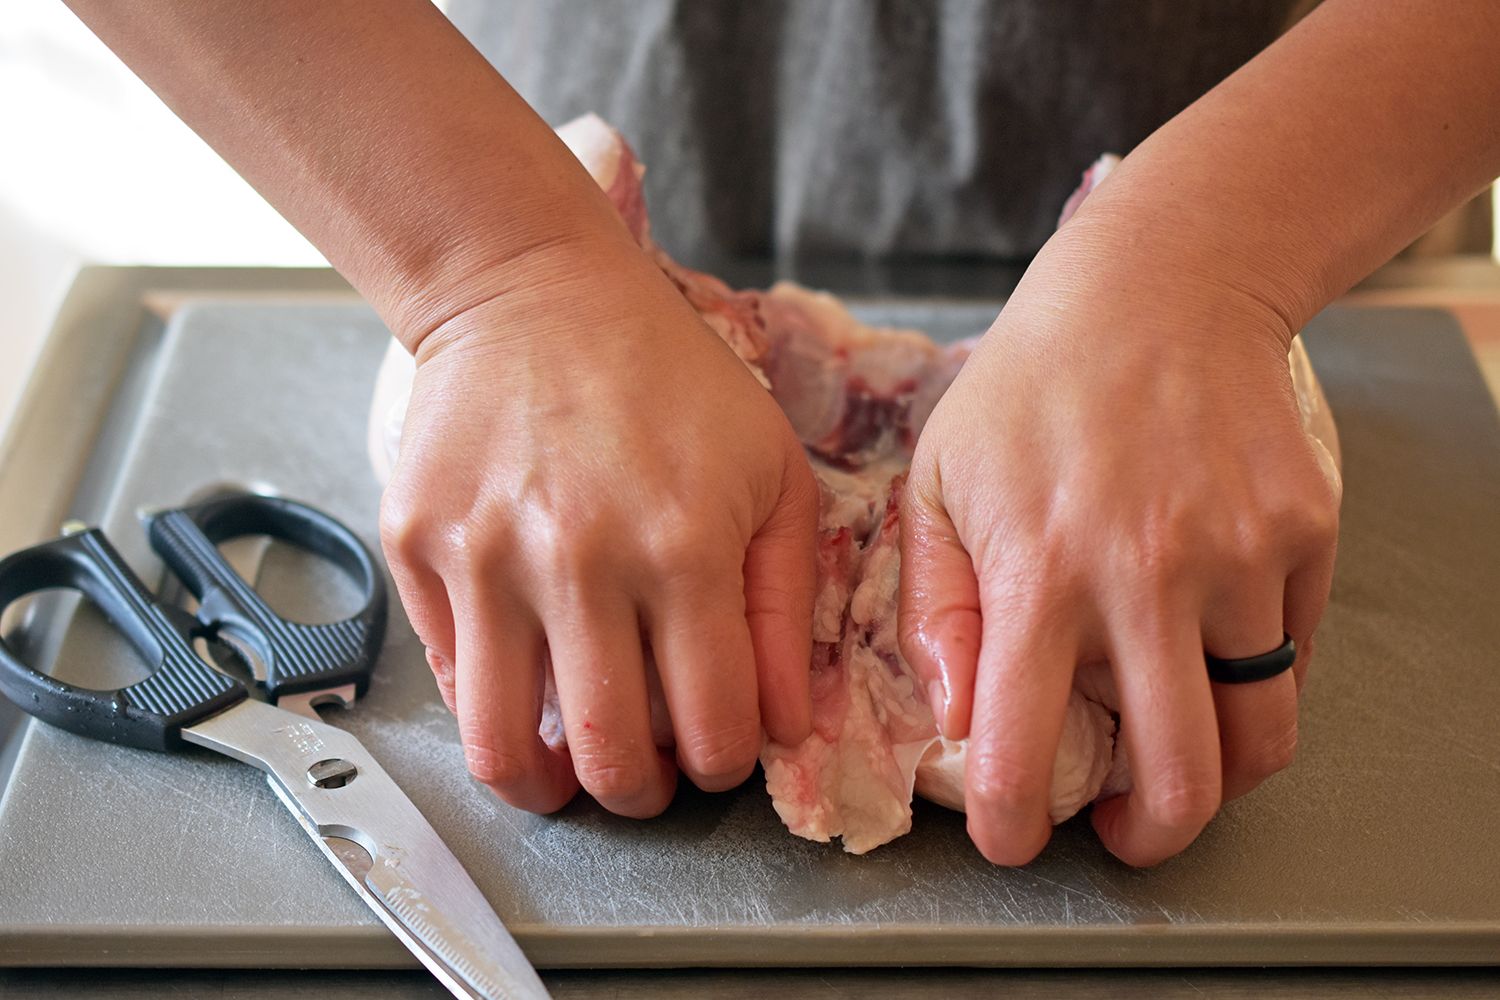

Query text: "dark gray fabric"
[448, 0, 1306, 263]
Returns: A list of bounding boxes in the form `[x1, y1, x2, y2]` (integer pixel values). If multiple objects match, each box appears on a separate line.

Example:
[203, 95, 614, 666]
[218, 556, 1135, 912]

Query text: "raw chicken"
[368, 115, 1340, 854]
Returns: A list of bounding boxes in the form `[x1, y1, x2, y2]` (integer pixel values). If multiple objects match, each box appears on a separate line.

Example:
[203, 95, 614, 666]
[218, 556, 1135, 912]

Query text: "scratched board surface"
[0, 301, 1497, 967]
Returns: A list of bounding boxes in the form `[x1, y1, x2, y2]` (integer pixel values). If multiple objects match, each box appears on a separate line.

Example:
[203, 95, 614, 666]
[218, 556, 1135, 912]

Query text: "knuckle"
[424, 647, 455, 684]
[784, 451, 821, 515]
[448, 535, 520, 596]
[1269, 488, 1340, 552]
[1141, 537, 1190, 580]
[381, 492, 524, 586]
[1146, 770, 1221, 830]
[1232, 725, 1299, 783]
[966, 747, 1045, 817]
[745, 574, 798, 618]
[678, 717, 760, 782]
[641, 521, 723, 579]
[986, 532, 1073, 600]
[1122, 515, 1192, 584]
[1226, 519, 1279, 574]
[462, 743, 531, 790]
[466, 521, 519, 570]
[573, 748, 653, 803]
[537, 518, 613, 581]
[1296, 495, 1341, 549]
[378, 489, 427, 564]
[895, 616, 928, 666]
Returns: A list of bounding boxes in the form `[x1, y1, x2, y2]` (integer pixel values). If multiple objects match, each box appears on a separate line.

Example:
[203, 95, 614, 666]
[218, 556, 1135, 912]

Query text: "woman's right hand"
[379, 235, 818, 817]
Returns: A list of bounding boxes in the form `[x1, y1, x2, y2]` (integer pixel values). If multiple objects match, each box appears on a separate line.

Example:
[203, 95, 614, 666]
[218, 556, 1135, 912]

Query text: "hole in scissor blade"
[309, 757, 359, 788]
[277, 684, 358, 721]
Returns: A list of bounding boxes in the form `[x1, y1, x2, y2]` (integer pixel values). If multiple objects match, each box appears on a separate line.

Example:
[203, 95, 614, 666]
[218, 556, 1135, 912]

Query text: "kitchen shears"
[0, 491, 548, 999]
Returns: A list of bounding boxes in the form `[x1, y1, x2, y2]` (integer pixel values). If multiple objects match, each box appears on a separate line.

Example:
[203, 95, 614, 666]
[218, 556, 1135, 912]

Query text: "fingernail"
[927, 680, 948, 733]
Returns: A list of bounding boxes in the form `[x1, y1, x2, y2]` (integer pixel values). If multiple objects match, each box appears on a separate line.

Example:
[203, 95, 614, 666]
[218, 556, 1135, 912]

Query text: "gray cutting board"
[0, 300, 1497, 968]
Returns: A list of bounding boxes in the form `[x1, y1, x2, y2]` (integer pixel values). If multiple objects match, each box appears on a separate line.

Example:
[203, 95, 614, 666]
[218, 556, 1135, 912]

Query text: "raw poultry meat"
[368, 115, 1340, 854]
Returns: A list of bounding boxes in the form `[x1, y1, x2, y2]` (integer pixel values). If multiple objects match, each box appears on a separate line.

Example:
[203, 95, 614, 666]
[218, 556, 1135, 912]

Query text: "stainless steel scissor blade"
[184, 697, 549, 1000]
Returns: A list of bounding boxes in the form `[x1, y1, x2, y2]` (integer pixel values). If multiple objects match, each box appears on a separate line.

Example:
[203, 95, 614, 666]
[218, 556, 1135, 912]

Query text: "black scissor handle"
[143, 493, 387, 701]
[0, 493, 387, 752]
[0, 528, 245, 750]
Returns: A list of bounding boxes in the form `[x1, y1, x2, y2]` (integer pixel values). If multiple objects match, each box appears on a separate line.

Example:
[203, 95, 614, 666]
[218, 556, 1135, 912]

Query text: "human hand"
[898, 235, 1340, 867]
[379, 236, 817, 817]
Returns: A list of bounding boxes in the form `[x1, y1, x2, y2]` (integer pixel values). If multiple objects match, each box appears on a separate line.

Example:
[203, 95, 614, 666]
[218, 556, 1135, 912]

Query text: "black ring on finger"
[1205, 633, 1297, 684]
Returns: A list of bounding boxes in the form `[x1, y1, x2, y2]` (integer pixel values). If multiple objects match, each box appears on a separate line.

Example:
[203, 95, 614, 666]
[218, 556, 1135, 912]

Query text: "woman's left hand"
[898, 224, 1341, 867]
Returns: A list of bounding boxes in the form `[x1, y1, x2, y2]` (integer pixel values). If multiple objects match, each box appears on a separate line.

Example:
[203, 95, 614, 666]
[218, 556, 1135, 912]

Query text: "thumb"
[898, 472, 982, 740]
[742, 452, 819, 746]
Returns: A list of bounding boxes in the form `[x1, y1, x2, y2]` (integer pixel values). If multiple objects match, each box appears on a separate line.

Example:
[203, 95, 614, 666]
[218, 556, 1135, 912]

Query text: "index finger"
[964, 588, 1079, 866]
[742, 456, 819, 745]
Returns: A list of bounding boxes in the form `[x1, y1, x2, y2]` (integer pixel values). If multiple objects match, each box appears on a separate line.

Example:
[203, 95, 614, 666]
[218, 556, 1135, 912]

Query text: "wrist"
[377, 191, 640, 359]
[1024, 183, 1310, 356]
[405, 221, 703, 376]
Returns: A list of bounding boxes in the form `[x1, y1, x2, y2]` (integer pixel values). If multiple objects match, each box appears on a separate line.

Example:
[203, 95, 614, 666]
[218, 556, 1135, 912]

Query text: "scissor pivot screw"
[308, 758, 358, 788]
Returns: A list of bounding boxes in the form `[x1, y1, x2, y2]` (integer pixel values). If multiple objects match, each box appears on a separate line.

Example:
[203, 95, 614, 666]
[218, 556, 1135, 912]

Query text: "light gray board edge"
[5, 968, 1500, 1000]
[1, 923, 1496, 968]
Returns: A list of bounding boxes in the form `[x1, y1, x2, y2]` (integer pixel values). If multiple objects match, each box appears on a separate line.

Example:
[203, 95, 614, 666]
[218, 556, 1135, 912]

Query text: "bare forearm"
[1059, 0, 1500, 341]
[64, 0, 631, 352]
